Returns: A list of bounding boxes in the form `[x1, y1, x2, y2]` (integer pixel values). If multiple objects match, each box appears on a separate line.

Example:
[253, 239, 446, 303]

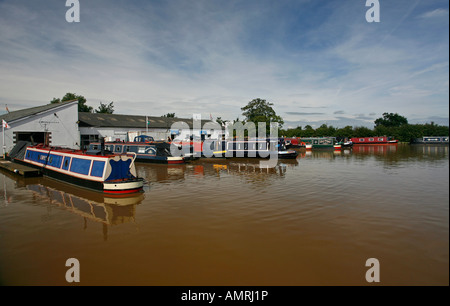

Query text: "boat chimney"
[100, 137, 105, 156]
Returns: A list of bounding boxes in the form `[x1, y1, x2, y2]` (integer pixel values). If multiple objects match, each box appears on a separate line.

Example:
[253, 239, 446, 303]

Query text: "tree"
[335, 126, 354, 138]
[374, 112, 408, 127]
[353, 126, 373, 137]
[241, 98, 284, 136]
[301, 125, 315, 137]
[216, 117, 228, 126]
[95, 101, 114, 114]
[163, 113, 175, 118]
[50, 93, 93, 113]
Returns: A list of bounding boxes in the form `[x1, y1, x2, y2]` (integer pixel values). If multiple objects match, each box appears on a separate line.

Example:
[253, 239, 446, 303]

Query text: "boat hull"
[103, 179, 145, 194]
[134, 155, 185, 164]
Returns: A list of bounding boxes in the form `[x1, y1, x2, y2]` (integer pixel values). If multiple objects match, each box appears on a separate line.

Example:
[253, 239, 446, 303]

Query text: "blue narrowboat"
[89, 137, 185, 164]
[13, 143, 144, 195]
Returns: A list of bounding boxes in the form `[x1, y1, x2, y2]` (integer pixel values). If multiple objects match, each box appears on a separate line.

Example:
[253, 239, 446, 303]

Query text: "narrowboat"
[89, 139, 185, 164]
[350, 136, 398, 145]
[336, 138, 353, 149]
[11, 142, 144, 195]
[283, 137, 306, 149]
[410, 136, 449, 145]
[300, 137, 342, 150]
[170, 135, 203, 160]
[217, 138, 298, 159]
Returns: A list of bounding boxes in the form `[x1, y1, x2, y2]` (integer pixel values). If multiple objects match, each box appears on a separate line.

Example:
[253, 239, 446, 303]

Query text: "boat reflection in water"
[351, 144, 398, 155]
[196, 158, 299, 181]
[26, 178, 144, 240]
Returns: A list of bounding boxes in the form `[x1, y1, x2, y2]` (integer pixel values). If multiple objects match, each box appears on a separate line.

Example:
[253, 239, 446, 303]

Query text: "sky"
[0, 0, 448, 129]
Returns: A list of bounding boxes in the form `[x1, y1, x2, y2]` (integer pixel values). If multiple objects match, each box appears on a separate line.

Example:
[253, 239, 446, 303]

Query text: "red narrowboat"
[350, 136, 398, 145]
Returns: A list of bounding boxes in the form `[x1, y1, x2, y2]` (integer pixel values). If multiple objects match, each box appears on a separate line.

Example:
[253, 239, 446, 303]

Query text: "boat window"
[138, 146, 146, 154]
[48, 154, 63, 168]
[126, 146, 137, 152]
[146, 147, 156, 154]
[369, 138, 374, 141]
[359, 138, 364, 142]
[70, 158, 91, 175]
[115, 146, 122, 153]
[90, 160, 105, 177]
[62, 157, 71, 170]
[378, 138, 384, 141]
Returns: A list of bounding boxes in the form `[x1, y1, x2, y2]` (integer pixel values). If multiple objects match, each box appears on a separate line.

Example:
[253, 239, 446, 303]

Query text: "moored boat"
[350, 136, 398, 145]
[170, 135, 203, 160]
[410, 136, 449, 145]
[301, 137, 341, 150]
[11, 142, 144, 194]
[219, 138, 298, 159]
[89, 138, 185, 164]
[283, 137, 306, 149]
[336, 138, 353, 149]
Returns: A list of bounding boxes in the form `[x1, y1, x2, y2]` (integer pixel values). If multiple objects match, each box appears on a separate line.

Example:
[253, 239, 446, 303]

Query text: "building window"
[80, 134, 100, 150]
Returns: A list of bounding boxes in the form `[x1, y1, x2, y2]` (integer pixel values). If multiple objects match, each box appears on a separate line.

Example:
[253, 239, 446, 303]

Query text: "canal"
[0, 144, 448, 286]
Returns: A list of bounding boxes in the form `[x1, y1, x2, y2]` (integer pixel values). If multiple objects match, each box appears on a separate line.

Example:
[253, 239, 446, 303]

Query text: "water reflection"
[23, 178, 144, 241]
[136, 158, 299, 184]
[205, 158, 298, 178]
[137, 164, 187, 183]
[351, 144, 398, 155]
[299, 149, 351, 159]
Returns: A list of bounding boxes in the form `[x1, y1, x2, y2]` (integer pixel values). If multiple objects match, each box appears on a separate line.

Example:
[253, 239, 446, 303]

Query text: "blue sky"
[0, 0, 448, 128]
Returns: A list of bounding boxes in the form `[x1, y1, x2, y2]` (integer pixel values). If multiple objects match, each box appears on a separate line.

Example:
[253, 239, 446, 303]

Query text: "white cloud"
[0, 0, 448, 127]
[419, 8, 449, 19]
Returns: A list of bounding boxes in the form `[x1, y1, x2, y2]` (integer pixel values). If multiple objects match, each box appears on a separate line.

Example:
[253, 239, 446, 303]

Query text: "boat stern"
[103, 178, 144, 194]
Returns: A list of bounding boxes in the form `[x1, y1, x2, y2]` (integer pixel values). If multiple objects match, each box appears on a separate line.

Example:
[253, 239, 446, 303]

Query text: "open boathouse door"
[14, 132, 51, 146]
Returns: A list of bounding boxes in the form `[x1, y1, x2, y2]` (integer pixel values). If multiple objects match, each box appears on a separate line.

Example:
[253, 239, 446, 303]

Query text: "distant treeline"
[280, 123, 449, 142]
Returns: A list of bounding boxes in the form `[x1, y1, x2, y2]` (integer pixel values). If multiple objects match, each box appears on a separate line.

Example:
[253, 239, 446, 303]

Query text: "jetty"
[0, 159, 42, 177]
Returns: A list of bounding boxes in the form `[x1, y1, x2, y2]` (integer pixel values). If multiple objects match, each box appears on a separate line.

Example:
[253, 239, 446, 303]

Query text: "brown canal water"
[0, 144, 448, 286]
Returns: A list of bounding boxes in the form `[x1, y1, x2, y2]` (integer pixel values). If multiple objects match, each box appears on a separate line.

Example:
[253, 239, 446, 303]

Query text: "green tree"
[315, 124, 328, 137]
[95, 101, 114, 114]
[301, 125, 315, 137]
[241, 98, 284, 136]
[374, 112, 408, 127]
[163, 113, 175, 118]
[50, 93, 93, 112]
[353, 126, 373, 137]
[335, 125, 354, 138]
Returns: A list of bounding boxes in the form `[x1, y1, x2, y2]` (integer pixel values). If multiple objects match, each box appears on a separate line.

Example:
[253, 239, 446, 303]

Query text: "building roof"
[78, 112, 212, 129]
[1, 100, 214, 130]
[0, 100, 78, 123]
